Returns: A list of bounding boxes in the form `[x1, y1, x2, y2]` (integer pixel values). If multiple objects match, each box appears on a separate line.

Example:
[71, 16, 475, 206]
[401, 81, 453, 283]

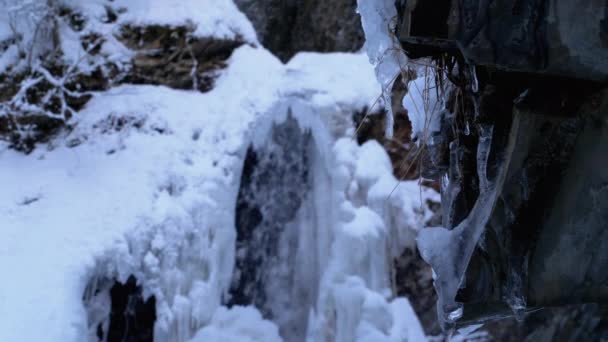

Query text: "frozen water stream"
[225, 98, 436, 342]
[229, 115, 318, 340]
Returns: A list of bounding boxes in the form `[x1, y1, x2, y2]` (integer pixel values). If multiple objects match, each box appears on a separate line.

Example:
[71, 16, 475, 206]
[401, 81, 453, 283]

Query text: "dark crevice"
[410, 0, 451, 39]
[107, 276, 156, 342]
[88, 275, 156, 342]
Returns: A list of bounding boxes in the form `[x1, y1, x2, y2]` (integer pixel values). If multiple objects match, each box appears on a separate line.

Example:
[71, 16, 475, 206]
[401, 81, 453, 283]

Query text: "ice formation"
[0, 1, 438, 341]
[417, 116, 521, 325]
[402, 72, 444, 143]
[357, 0, 408, 138]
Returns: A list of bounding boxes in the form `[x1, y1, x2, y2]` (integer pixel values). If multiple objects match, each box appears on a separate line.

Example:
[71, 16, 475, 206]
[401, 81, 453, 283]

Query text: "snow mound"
[189, 306, 281, 342]
[64, 0, 258, 43]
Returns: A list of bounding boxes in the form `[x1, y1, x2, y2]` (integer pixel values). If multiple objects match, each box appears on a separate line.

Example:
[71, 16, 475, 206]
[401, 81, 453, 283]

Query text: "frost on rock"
[357, 0, 408, 138]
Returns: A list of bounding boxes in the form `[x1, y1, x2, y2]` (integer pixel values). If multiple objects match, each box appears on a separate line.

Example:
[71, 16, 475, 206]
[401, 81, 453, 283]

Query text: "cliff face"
[398, 0, 608, 82]
[394, 0, 608, 339]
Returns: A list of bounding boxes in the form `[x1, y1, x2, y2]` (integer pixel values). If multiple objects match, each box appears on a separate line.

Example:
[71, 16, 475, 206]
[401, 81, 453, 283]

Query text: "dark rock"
[118, 25, 243, 92]
[399, 0, 608, 82]
[234, 0, 364, 61]
[394, 248, 442, 335]
[396, 0, 608, 338]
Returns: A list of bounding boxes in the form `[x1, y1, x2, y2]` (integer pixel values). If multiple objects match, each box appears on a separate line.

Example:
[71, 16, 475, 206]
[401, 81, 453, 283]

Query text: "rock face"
[395, 0, 608, 339]
[398, 0, 608, 82]
[234, 0, 364, 61]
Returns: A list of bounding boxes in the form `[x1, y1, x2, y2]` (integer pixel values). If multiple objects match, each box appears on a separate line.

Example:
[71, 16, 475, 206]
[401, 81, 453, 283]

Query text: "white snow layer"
[61, 0, 258, 43]
[0, 2, 436, 341]
[402, 72, 444, 143]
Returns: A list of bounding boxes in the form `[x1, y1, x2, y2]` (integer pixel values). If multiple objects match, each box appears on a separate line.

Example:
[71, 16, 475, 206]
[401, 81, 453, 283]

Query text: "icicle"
[470, 65, 479, 94]
[417, 113, 521, 327]
[476, 124, 494, 192]
[383, 91, 395, 137]
[357, 0, 408, 138]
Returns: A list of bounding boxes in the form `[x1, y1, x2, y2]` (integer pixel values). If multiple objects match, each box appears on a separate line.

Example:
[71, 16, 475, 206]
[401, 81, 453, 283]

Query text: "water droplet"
[447, 305, 463, 322]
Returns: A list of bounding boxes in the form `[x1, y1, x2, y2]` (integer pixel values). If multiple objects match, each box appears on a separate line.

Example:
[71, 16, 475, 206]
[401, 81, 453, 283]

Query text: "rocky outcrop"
[234, 0, 364, 61]
[0, 4, 242, 152]
[118, 25, 243, 92]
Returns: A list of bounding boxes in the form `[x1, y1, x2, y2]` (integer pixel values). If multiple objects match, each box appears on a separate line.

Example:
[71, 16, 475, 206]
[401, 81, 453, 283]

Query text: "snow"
[0, 9, 10, 41]
[0, 44, 282, 342]
[285, 52, 382, 110]
[0, 7, 15, 73]
[0, 44, 18, 74]
[189, 306, 282, 342]
[357, 0, 408, 137]
[0, 1, 439, 341]
[62, 0, 258, 43]
[402, 73, 444, 142]
[121, 0, 257, 42]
